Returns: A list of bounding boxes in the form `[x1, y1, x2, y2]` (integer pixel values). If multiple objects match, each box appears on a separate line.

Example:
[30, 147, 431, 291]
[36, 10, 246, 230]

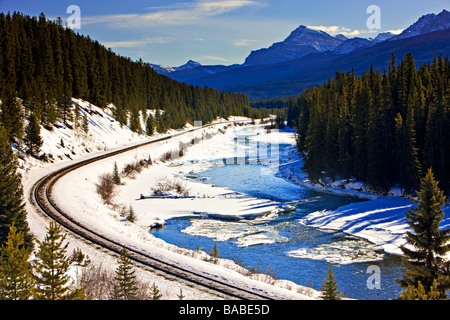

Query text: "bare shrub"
[121, 160, 144, 178]
[248, 264, 278, 285]
[81, 264, 116, 300]
[172, 179, 190, 197]
[97, 173, 115, 204]
[151, 177, 190, 197]
[160, 150, 173, 162]
[160, 144, 188, 163]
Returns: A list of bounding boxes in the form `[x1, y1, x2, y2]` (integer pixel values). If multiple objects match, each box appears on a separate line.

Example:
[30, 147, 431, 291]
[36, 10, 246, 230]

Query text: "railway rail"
[30, 123, 275, 300]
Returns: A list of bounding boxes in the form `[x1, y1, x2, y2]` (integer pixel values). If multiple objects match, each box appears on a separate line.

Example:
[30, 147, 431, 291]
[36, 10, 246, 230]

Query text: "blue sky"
[1, 0, 449, 66]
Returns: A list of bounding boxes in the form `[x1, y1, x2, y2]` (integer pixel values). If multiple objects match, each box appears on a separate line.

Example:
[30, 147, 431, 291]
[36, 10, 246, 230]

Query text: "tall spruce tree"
[24, 112, 43, 157]
[145, 113, 155, 136]
[34, 221, 76, 300]
[1, 93, 24, 142]
[112, 162, 121, 185]
[320, 265, 342, 300]
[0, 128, 32, 250]
[113, 247, 137, 300]
[396, 168, 450, 296]
[0, 224, 35, 300]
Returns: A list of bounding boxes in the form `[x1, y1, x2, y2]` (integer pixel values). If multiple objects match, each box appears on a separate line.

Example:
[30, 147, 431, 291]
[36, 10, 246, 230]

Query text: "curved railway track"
[30, 123, 274, 300]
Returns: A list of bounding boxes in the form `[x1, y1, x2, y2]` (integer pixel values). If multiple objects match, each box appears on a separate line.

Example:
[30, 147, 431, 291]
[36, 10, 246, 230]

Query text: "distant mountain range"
[149, 9, 450, 99]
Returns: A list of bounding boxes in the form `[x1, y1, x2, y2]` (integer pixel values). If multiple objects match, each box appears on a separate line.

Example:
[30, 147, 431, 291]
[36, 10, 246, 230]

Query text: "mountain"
[176, 60, 202, 71]
[149, 60, 241, 83]
[390, 9, 450, 40]
[243, 25, 345, 66]
[149, 10, 450, 99]
[188, 28, 450, 99]
[374, 32, 394, 42]
[148, 60, 202, 76]
[332, 37, 375, 55]
[148, 63, 176, 77]
[332, 32, 396, 55]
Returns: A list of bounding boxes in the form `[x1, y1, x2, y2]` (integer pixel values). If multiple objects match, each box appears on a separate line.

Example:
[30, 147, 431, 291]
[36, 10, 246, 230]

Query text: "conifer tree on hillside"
[0, 93, 24, 142]
[150, 282, 162, 300]
[113, 247, 137, 300]
[112, 162, 121, 185]
[145, 113, 155, 136]
[290, 53, 450, 194]
[320, 265, 342, 300]
[24, 112, 43, 158]
[396, 168, 450, 297]
[0, 224, 35, 300]
[34, 221, 80, 300]
[0, 128, 32, 251]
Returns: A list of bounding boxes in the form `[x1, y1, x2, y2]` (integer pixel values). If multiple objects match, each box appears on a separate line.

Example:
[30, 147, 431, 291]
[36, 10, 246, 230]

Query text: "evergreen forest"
[286, 53, 450, 194]
[0, 12, 268, 144]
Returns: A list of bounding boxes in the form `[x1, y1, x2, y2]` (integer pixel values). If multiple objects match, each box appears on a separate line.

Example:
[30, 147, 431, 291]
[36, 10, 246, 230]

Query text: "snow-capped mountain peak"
[176, 60, 202, 71]
[390, 9, 450, 41]
[332, 37, 375, 55]
[148, 60, 202, 76]
[243, 25, 344, 66]
[374, 32, 394, 42]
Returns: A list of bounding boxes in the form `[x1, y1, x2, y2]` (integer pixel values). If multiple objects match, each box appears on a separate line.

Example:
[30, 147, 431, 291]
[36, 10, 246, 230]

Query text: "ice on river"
[286, 238, 385, 264]
[181, 219, 288, 247]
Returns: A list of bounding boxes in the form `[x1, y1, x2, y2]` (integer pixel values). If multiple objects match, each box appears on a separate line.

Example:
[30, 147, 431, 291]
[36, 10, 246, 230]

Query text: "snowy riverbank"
[21, 99, 449, 300]
[275, 135, 450, 259]
[22, 101, 318, 300]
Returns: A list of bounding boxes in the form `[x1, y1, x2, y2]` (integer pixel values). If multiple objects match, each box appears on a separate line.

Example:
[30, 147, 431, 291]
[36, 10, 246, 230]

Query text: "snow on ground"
[21, 101, 317, 300]
[48, 124, 314, 300]
[21, 98, 450, 300]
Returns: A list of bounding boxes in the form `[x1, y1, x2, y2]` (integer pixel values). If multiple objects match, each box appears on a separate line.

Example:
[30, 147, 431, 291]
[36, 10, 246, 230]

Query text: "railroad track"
[30, 123, 275, 300]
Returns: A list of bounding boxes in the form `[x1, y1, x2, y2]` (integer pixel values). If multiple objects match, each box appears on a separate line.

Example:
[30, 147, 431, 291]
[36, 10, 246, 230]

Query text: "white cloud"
[83, 0, 259, 27]
[197, 55, 233, 62]
[233, 39, 258, 46]
[102, 38, 171, 48]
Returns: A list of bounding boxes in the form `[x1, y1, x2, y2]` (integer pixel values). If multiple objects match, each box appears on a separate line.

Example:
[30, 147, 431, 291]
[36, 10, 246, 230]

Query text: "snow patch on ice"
[287, 239, 385, 264]
[181, 219, 288, 247]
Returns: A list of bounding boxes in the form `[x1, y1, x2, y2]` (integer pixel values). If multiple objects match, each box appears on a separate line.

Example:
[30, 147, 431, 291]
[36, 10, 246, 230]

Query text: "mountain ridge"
[243, 25, 345, 66]
[149, 9, 450, 99]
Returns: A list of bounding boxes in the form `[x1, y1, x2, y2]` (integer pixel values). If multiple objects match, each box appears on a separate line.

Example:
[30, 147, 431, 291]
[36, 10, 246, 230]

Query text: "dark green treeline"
[0, 12, 267, 142]
[288, 53, 450, 194]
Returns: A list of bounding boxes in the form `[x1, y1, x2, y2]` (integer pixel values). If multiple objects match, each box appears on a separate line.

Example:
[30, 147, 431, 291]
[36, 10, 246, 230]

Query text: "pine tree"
[396, 168, 450, 296]
[113, 247, 137, 300]
[320, 265, 342, 300]
[129, 107, 141, 133]
[34, 221, 75, 300]
[150, 282, 162, 300]
[145, 113, 155, 136]
[211, 243, 219, 261]
[177, 288, 185, 300]
[23, 112, 43, 157]
[126, 205, 136, 223]
[0, 224, 35, 300]
[398, 280, 446, 300]
[0, 128, 32, 250]
[112, 162, 121, 185]
[1, 93, 24, 142]
[81, 111, 89, 134]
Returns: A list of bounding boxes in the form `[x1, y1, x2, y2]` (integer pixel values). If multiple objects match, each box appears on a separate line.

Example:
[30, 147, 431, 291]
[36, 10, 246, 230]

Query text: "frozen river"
[151, 129, 405, 300]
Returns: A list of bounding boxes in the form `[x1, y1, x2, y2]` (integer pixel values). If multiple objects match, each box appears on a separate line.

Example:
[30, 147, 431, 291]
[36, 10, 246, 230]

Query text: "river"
[150, 127, 405, 300]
